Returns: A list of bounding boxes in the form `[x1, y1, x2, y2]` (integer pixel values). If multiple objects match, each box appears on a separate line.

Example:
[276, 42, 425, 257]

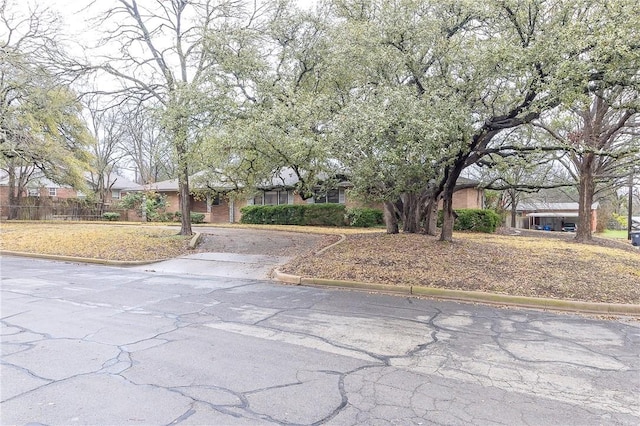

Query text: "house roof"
[1, 167, 142, 191]
[526, 212, 580, 218]
[101, 173, 141, 191]
[142, 168, 483, 193]
[517, 202, 599, 211]
[141, 170, 235, 192]
[456, 177, 481, 186]
[144, 178, 180, 192]
[0, 169, 64, 188]
[142, 168, 300, 192]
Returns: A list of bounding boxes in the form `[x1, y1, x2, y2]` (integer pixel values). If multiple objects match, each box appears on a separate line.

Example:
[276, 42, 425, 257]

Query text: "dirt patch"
[196, 228, 340, 257]
[280, 231, 640, 304]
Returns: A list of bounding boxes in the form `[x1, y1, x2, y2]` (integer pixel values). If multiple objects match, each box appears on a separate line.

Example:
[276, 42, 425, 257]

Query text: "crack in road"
[2, 258, 639, 425]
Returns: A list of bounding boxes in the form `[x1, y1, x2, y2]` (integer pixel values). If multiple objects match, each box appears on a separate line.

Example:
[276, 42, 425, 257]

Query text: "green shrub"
[240, 204, 346, 226]
[438, 209, 501, 233]
[240, 205, 269, 224]
[102, 212, 121, 221]
[304, 204, 346, 226]
[347, 207, 383, 227]
[171, 211, 205, 223]
[190, 212, 205, 224]
[119, 191, 168, 221]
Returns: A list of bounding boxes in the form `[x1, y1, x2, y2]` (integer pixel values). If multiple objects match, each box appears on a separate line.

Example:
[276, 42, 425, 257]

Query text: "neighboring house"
[0, 168, 141, 219]
[0, 169, 69, 204]
[141, 169, 311, 224]
[515, 202, 599, 232]
[85, 172, 142, 205]
[441, 177, 485, 210]
[141, 169, 485, 224]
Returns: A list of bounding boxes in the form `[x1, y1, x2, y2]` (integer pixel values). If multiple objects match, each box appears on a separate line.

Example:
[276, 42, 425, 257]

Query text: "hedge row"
[240, 204, 345, 226]
[346, 207, 384, 227]
[240, 204, 384, 227]
[174, 211, 206, 224]
[438, 208, 501, 233]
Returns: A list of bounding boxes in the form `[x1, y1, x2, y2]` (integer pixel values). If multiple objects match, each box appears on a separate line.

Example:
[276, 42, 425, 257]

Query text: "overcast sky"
[7, 0, 315, 59]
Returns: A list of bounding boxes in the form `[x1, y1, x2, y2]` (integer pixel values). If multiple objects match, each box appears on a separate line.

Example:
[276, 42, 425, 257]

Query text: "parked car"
[561, 222, 577, 232]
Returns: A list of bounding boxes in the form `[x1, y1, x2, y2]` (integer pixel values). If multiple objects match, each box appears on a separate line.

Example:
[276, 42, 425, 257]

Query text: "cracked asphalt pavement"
[1, 255, 639, 425]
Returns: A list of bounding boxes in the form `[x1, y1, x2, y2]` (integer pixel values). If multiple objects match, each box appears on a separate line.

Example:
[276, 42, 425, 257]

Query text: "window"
[48, 188, 57, 197]
[253, 190, 290, 205]
[28, 188, 40, 197]
[264, 191, 278, 206]
[314, 188, 341, 204]
[111, 190, 120, 200]
[210, 193, 221, 206]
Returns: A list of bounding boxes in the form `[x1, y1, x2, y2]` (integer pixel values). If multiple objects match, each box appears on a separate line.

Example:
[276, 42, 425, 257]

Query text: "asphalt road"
[1, 255, 639, 425]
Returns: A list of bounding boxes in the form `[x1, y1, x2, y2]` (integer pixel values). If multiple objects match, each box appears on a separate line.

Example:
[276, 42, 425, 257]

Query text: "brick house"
[0, 168, 141, 219]
[140, 169, 485, 224]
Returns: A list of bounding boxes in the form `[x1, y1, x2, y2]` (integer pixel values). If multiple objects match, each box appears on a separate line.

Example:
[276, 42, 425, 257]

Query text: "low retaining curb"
[0, 251, 164, 266]
[315, 234, 346, 255]
[188, 232, 202, 249]
[272, 269, 640, 316]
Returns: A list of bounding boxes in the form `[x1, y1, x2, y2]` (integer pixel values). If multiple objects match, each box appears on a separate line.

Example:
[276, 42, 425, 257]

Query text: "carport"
[526, 212, 578, 231]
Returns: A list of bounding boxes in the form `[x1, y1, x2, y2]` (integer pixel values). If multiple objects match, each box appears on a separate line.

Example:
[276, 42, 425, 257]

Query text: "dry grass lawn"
[280, 231, 640, 304]
[0, 222, 190, 261]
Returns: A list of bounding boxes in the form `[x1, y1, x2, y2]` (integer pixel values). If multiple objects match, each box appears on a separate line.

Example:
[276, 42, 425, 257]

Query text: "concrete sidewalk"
[130, 251, 292, 279]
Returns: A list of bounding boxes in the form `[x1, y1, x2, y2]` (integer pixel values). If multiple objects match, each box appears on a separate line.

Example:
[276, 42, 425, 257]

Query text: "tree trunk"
[575, 159, 595, 242]
[440, 187, 455, 242]
[178, 163, 192, 236]
[383, 201, 399, 234]
[440, 162, 464, 242]
[7, 167, 18, 220]
[401, 193, 421, 233]
[423, 197, 439, 235]
[173, 110, 193, 236]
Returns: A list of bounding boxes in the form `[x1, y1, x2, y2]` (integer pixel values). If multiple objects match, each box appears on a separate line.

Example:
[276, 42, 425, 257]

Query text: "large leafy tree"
[200, 1, 336, 199]
[87, 0, 259, 235]
[328, 0, 473, 235]
[326, 0, 639, 241]
[0, 1, 92, 218]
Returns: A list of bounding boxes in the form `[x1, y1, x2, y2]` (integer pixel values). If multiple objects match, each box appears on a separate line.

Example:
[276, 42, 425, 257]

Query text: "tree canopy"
[1, 2, 92, 217]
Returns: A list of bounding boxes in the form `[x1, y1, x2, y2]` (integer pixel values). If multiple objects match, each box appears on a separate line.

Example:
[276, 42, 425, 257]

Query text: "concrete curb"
[0, 251, 165, 266]
[188, 232, 202, 249]
[314, 234, 346, 255]
[272, 269, 640, 316]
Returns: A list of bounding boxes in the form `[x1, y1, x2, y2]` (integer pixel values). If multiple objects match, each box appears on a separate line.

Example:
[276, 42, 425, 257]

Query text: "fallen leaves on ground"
[0, 222, 190, 261]
[280, 232, 640, 304]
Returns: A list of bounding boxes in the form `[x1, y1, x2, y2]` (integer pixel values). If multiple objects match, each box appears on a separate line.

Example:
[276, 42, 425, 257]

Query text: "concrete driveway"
[2, 255, 639, 425]
[134, 226, 330, 279]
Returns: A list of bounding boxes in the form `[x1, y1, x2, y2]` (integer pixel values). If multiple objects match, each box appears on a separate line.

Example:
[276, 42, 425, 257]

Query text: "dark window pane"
[264, 192, 278, 205]
[279, 191, 288, 205]
[253, 195, 263, 205]
[327, 189, 340, 203]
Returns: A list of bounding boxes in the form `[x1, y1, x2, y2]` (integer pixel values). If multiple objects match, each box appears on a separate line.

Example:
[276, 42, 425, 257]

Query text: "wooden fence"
[0, 197, 129, 221]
